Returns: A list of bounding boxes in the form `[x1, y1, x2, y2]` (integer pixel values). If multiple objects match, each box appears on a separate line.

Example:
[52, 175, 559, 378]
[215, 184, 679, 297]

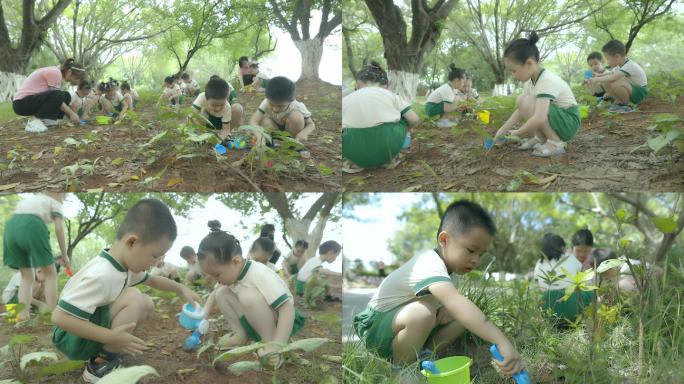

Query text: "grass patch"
[0, 102, 15, 123]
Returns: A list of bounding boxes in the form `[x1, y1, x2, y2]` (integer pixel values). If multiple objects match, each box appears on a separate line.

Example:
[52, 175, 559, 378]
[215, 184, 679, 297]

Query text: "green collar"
[237, 260, 252, 281]
[531, 68, 545, 86]
[99, 249, 125, 272]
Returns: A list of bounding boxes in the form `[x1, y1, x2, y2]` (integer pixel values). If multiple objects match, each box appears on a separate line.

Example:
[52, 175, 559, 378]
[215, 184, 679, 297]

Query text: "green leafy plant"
[0, 335, 85, 382]
[303, 274, 328, 308]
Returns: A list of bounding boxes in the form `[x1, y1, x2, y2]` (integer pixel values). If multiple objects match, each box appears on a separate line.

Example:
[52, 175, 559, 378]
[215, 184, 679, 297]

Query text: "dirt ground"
[0, 286, 342, 383]
[342, 95, 684, 192]
[0, 79, 341, 193]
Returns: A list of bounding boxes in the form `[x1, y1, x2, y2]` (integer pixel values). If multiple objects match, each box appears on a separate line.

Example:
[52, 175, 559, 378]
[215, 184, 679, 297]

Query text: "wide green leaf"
[280, 338, 330, 353]
[97, 365, 159, 384]
[212, 342, 266, 364]
[8, 335, 34, 349]
[651, 216, 677, 233]
[36, 359, 86, 378]
[596, 258, 626, 274]
[647, 129, 681, 153]
[20, 351, 58, 371]
[227, 361, 261, 376]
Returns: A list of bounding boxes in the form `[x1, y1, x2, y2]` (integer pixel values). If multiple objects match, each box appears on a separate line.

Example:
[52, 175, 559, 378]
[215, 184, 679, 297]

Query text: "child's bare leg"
[100, 99, 114, 114]
[517, 93, 546, 141]
[391, 300, 437, 364]
[231, 103, 243, 130]
[17, 268, 35, 320]
[214, 286, 249, 346]
[70, 98, 83, 117]
[604, 78, 631, 104]
[102, 287, 153, 352]
[237, 287, 277, 341]
[425, 307, 466, 354]
[284, 111, 305, 139]
[36, 264, 57, 310]
[82, 98, 92, 119]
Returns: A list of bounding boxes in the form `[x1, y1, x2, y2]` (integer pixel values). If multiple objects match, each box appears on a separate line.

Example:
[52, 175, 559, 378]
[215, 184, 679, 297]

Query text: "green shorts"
[295, 280, 306, 296]
[548, 103, 580, 142]
[541, 289, 593, 323]
[289, 263, 299, 276]
[3, 214, 54, 269]
[630, 84, 648, 104]
[52, 305, 111, 360]
[260, 78, 270, 89]
[424, 102, 446, 118]
[179, 95, 186, 104]
[239, 307, 305, 342]
[342, 120, 408, 168]
[229, 90, 238, 104]
[353, 304, 446, 360]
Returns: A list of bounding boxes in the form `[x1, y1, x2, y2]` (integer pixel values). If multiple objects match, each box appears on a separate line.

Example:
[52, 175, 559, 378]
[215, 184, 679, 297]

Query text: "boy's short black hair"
[265, 76, 295, 102]
[120, 82, 131, 91]
[164, 76, 175, 84]
[251, 237, 275, 254]
[319, 240, 342, 255]
[116, 199, 177, 243]
[541, 233, 566, 261]
[249, 63, 259, 69]
[587, 52, 603, 62]
[180, 246, 195, 259]
[591, 247, 618, 266]
[294, 240, 309, 249]
[571, 229, 594, 247]
[181, 73, 190, 80]
[602, 40, 626, 56]
[209, 75, 221, 81]
[205, 78, 229, 100]
[260, 224, 276, 239]
[437, 200, 496, 241]
[238, 56, 249, 67]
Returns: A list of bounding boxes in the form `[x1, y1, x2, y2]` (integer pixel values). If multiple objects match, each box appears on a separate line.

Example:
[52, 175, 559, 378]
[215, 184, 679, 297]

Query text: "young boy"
[249, 237, 278, 271]
[582, 52, 610, 100]
[51, 199, 201, 383]
[353, 201, 524, 378]
[180, 245, 203, 285]
[3, 193, 67, 321]
[295, 240, 342, 297]
[161, 76, 181, 106]
[181, 72, 200, 97]
[283, 240, 308, 279]
[588, 40, 648, 113]
[149, 254, 181, 282]
[3, 268, 49, 311]
[250, 76, 315, 143]
[191, 77, 233, 140]
[249, 63, 270, 91]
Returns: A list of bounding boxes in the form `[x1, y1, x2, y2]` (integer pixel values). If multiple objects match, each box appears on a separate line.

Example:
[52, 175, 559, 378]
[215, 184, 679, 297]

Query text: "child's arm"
[430, 282, 523, 376]
[53, 216, 69, 267]
[259, 299, 296, 358]
[402, 110, 422, 129]
[203, 289, 217, 319]
[509, 98, 550, 137]
[591, 71, 624, 84]
[249, 109, 264, 126]
[496, 109, 522, 137]
[319, 268, 342, 278]
[52, 310, 147, 355]
[117, 96, 131, 121]
[144, 275, 201, 306]
[295, 118, 315, 141]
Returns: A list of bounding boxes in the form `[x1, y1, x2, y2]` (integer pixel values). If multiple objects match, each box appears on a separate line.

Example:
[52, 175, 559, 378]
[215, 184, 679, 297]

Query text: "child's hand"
[70, 113, 80, 124]
[493, 341, 524, 377]
[179, 285, 202, 308]
[258, 344, 283, 368]
[495, 128, 509, 138]
[106, 322, 148, 355]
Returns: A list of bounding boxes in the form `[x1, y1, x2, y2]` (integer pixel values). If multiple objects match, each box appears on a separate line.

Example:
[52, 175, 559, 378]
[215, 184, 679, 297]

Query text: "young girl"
[533, 233, 592, 326]
[496, 32, 580, 157]
[120, 82, 138, 109]
[237, 56, 255, 91]
[425, 64, 468, 124]
[283, 240, 308, 279]
[99, 81, 132, 121]
[3, 193, 68, 321]
[13, 58, 87, 131]
[250, 63, 270, 91]
[341, 61, 421, 173]
[161, 76, 181, 106]
[197, 221, 304, 362]
[3, 268, 49, 311]
[70, 81, 94, 121]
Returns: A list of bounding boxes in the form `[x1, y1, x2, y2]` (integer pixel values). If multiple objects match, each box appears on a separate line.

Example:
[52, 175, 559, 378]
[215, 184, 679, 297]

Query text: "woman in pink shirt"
[12, 58, 87, 132]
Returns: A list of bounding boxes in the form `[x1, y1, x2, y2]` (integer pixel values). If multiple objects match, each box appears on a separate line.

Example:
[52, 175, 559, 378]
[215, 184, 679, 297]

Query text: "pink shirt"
[14, 67, 63, 101]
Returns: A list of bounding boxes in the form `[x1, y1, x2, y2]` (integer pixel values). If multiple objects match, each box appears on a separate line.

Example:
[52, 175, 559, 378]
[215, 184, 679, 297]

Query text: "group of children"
[237, 56, 271, 92]
[2, 195, 342, 382]
[68, 78, 138, 123]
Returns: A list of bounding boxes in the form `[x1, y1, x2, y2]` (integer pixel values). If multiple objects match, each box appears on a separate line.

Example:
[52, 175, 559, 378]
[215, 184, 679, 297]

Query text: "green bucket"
[421, 356, 472, 384]
[579, 105, 589, 119]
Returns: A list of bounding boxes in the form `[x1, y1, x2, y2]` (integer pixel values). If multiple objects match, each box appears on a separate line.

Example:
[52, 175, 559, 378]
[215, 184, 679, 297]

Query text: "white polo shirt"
[613, 59, 647, 86]
[426, 83, 457, 104]
[229, 260, 293, 310]
[14, 194, 63, 223]
[57, 249, 149, 321]
[296, 256, 323, 283]
[368, 250, 459, 312]
[534, 253, 583, 291]
[342, 86, 412, 128]
[523, 68, 577, 109]
[192, 92, 232, 123]
[257, 99, 312, 126]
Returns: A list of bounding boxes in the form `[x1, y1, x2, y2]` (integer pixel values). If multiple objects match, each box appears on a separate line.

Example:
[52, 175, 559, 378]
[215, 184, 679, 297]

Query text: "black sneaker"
[82, 352, 123, 383]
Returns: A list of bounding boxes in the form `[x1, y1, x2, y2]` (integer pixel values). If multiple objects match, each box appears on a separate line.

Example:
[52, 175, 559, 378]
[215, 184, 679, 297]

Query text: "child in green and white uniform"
[283, 240, 308, 279]
[588, 40, 648, 113]
[425, 64, 468, 124]
[70, 80, 94, 120]
[3, 270, 48, 309]
[99, 80, 132, 122]
[353, 200, 525, 376]
[342, 61, 421, 172]
[533, 233, 592, 327]
[51, 199, 200, 383]
[181, 72, 200, 97]
[197, 222, 304, 362]
[192, 77, 233, 141]
[295, 240, 342, 296]
[3, 193, 67, 321]
[496, 32, 580, 157]
[248, 237, 278, 272]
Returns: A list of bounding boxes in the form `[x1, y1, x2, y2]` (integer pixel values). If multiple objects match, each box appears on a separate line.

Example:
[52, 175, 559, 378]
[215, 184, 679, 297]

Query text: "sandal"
[519, 136, 544, 150]
[531, 140, 566, 157]
[342, 161, 365, 174]
[383, 152, 405, 169]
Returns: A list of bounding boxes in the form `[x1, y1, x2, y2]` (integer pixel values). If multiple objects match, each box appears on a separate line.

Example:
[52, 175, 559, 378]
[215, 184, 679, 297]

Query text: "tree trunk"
[388, 70, 421, 104]
[294, 38, 323, 81]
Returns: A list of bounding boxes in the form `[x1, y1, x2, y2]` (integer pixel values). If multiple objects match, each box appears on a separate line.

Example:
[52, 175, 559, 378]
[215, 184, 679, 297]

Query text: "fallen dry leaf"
[0, 182, 20, 191]
[166, 177, 183, 187]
